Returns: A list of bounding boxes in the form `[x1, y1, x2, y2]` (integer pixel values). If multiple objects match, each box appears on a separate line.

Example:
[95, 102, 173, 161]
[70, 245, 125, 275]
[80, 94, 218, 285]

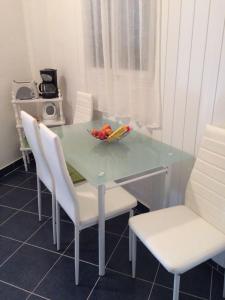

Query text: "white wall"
[0, 0, 31, 169]
[22, 0, 80, 123]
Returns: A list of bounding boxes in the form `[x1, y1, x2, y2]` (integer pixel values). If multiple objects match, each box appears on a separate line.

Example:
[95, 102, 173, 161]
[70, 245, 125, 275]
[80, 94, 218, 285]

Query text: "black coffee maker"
[39, 69, 58, 98]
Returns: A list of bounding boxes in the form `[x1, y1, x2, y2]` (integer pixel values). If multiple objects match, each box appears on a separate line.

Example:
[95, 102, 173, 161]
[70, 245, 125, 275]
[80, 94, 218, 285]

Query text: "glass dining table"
[52, 119, 193, 276]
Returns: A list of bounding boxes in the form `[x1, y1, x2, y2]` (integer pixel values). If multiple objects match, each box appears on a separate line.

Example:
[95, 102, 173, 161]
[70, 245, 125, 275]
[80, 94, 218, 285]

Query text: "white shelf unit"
[12, 90, 65, 171]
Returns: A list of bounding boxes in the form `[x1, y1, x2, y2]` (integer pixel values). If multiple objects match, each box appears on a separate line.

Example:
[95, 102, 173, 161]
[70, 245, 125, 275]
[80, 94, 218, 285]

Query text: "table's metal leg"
[164, 166, 171, 208]
[98, 184, 106, 276]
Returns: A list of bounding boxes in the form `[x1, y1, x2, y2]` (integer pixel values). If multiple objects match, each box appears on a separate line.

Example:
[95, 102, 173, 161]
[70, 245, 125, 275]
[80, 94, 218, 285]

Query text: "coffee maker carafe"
[39, 69, 58, 98]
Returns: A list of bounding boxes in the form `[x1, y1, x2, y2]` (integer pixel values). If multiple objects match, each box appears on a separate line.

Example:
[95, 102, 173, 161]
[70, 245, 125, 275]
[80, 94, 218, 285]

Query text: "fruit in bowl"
[90, 123, 131, 142]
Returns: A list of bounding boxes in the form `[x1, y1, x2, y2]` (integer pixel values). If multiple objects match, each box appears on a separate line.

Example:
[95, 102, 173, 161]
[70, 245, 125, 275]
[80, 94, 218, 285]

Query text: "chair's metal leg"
[132, 231, 137, 278]
[129, 209, 134, 262]
[223, 270, 225, 298]
[56, 201, 61, 251]
[51, 192, 56, 245]
[22, 151, 28, 172]
[173, 274, 180, 300]
[37, 176, 42, 221]
[75, 225, 80, 285]
[26, 151, 30, 164]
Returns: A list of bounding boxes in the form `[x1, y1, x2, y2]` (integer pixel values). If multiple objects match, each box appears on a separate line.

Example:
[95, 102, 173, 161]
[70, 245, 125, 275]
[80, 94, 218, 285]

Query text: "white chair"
[21, 111, 56, 244]
[39, 122, 137, 285]
[73, 91, 94, 124]
[129, 124, 225, 300]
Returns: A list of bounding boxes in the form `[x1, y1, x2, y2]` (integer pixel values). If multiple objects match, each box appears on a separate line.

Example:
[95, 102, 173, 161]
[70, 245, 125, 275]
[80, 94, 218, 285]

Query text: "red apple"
[98, 131, 106, 140]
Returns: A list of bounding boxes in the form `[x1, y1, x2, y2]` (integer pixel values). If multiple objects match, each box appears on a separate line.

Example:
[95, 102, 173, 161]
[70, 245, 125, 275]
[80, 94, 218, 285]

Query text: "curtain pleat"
[80, 0, 161, 128]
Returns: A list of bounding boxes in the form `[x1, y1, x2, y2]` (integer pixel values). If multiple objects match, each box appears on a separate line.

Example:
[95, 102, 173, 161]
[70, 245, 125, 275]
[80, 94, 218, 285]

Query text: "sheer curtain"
[79, 0, 161, 128]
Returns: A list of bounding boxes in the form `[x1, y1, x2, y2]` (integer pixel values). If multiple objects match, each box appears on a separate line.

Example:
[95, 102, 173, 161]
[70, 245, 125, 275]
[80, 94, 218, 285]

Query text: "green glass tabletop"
[52, 119, 193, 186]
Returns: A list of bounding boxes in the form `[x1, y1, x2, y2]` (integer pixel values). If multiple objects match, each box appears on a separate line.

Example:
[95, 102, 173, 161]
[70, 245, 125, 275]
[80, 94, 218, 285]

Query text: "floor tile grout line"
[147, 262, 160, 300]
[0, 186, 17, 200]
[0, 182, 50, 194]
[1, 170, 34, 182]
[86, 276, 101, 300]
[26, 238, 75, 300]
[1, 159, 35, 178]
[0, 171, 35, 200]
[0, 233, 23, 244]
[16, 169, 36, 175]
[105, 224, 128, 267]
[106, 267, 154, 285]
[90, 225, 129, 240]
[0, 194, 39, 226]
[0, 232, 66, 259]
[0, 204, 48, 218]
[153, 281, 208, 300]
[180, 290, 208, 300]
[0, 217, 51, 268]
[0, 201, 59, 221]
[0, 279, 51, 300]
[1, 164, 28, 177]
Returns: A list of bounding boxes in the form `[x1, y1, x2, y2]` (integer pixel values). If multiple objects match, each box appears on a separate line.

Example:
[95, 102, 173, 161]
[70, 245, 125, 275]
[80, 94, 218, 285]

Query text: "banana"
[107, 125, 128, 141]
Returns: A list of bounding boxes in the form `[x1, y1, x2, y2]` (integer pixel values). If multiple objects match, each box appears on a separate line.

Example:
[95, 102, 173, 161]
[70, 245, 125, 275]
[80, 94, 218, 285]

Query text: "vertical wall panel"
[162, 0, 182, 144]
[152, 0, 169, 142]
[181, 0, 211, 154]
[195, 0, 225, 153]
[171, 0, 196, 149]
[159, 0, 225, 155]
[212, 20, 225, 126]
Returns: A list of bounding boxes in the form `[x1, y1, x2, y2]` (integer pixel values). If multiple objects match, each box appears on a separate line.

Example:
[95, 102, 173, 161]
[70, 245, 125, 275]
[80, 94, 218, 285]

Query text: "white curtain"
[79, 0, 161, 128]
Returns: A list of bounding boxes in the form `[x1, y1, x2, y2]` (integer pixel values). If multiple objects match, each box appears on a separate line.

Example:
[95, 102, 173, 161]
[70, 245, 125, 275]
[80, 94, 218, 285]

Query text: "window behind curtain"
[86, 0, 154, 71]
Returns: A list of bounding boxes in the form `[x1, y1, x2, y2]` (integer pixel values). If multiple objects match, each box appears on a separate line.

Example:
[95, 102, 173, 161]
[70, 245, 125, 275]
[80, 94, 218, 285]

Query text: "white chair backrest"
[73, 91, 93, 124]
[21, 111, 53, 191]
[185, 124, 225, 234]
[39, 123, 79, 224]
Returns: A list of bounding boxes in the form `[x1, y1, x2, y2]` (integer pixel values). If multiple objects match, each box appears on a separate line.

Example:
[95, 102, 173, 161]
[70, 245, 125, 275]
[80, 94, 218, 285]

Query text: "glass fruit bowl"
[88, 123, 131, 143]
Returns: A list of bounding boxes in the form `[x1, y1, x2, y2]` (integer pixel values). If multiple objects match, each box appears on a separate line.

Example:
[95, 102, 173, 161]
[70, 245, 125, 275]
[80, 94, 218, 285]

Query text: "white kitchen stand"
[12, 89, 65, 171]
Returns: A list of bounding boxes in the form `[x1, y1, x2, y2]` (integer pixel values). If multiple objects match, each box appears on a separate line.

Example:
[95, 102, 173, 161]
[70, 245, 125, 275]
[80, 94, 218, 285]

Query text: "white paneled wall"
[156, 0, 225, 156]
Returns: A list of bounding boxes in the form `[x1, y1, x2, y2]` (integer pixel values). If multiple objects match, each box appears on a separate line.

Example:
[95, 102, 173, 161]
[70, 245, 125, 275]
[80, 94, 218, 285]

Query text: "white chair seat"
[75, 182, 137, 228]
[129, 205, 225, 274]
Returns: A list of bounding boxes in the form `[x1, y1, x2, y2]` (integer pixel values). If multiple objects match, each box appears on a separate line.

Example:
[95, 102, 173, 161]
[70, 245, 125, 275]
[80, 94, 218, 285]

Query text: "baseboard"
[0, 158, 24, 177]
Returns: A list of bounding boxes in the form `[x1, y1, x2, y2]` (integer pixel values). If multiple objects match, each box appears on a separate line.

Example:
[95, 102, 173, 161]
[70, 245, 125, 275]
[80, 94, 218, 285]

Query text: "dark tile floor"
[0, 161, 224, 300]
